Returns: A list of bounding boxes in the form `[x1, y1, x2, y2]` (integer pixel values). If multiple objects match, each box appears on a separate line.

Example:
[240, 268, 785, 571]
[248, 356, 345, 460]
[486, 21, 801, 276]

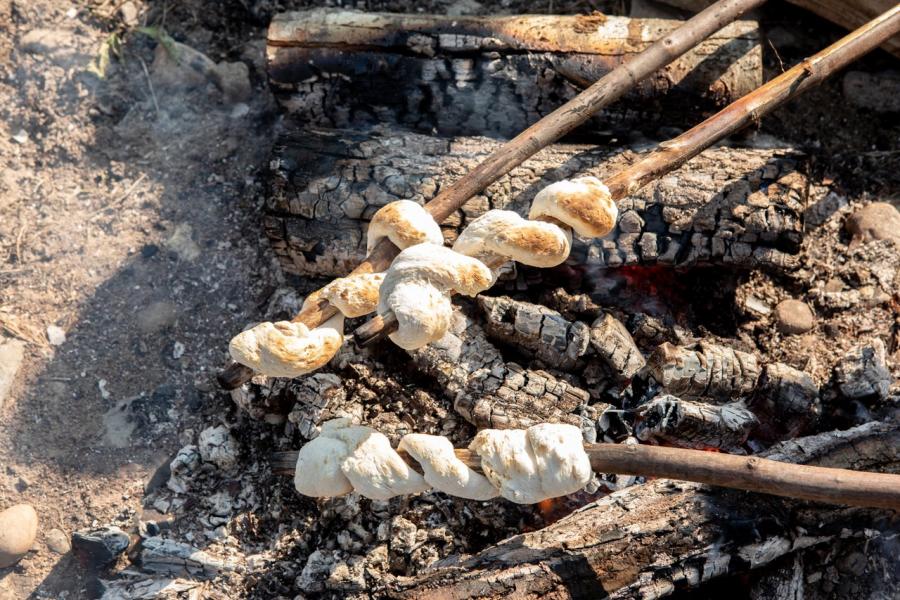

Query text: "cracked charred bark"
[407, 310, 590, 432]
[385, 421, 900, 600]
[265, 125, 808, 278]
[476, 296, 591, 370]
[267, 10, 762, 137]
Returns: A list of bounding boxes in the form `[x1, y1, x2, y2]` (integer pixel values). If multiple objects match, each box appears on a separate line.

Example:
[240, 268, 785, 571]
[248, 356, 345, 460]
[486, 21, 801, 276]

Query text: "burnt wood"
[267, 10, 763, 137]
[265, 125, 807, 278]
[386, 421, 900, 599]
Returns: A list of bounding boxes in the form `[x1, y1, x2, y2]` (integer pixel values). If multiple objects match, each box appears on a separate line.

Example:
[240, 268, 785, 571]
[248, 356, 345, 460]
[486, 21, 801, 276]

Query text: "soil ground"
[0, 0, 897, 598]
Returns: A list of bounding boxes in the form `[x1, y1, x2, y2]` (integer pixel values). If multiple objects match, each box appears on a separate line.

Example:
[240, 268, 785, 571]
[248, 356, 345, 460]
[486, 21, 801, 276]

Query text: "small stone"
[229, 102, 250, 119]
[834, 340, 891, 401]
[45, 529, 70, 555]
[198, 426, 239, 470]
[165, 223, 201, 262]
[140, 244, 159, 259]
[214, 61, 252, 104]
[118, 1, 139, 27]
[11, 130, 28, 145]
[98, 379, 110, 400]
[137, 301, 177, 334]
[71, 526, 130, 569]
[845, 202, 900, 246]
[774, 299, 815, 335]
[172, 341, 185, 359]
[0, 504, 39, 568]
[46, 325, 66, 346]
[0, 337, 25, 411]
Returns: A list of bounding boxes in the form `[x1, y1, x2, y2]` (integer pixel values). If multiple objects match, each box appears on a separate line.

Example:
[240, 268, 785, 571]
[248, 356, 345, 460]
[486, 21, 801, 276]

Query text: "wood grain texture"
[267, 10, 763, 137]
[264, 125, 806, 278]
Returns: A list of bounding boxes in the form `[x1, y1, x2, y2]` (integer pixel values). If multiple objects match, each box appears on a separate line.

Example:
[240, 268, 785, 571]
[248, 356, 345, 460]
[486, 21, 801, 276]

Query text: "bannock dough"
[529, 176, 617, 238]
[229, 313, 344, 378]
[293, 420, 592, 504]
[321, 272, 385, 318]
[293, 418, 429, 500]
[398, 434, 499, 501]
[378, 244, 493, 349]
[469, 423, 592, 504]
[366, 200, 443, 254]
[452, 210, 572, 270]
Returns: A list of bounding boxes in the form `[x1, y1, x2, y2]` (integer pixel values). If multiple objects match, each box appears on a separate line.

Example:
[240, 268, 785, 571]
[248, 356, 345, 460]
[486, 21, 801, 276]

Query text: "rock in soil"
[44, 528, 70, 555]
[774, 299, 816, 335]
[71, 526, 130, 569]
[845, 202, 900, 246]
[0, 504, 39, 568]
[0, 337, 25, 411]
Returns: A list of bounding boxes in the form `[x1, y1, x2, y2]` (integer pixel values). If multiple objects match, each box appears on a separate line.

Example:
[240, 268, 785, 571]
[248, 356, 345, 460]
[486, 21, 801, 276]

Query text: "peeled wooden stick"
[273, 438, 900, 510]
[217, 0, 767, 389]
[353, 4, 900, 346]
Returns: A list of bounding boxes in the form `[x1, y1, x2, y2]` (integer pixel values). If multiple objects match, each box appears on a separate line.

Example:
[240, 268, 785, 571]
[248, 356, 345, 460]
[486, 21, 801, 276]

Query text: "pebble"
[845, 202, 900, 246]
[0, 337, 25, 411]
[774, 299, 815, 335]
[11, 130, 28, 145]
[0, 504, 39, 568]
[45, 528, 71, 554]
[119, 1, 139, 27]
[137, 300, 177, 334]
[71, 526, 130, 569]
[46, 324, 66, 346]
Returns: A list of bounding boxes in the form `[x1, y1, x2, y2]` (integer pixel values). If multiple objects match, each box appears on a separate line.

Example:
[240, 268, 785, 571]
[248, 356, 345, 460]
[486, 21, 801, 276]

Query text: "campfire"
[73, 1, 900, 597]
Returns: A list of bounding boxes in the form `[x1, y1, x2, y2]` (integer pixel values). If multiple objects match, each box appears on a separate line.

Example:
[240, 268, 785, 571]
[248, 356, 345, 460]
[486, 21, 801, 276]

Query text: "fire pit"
[99, 2, 900, 598]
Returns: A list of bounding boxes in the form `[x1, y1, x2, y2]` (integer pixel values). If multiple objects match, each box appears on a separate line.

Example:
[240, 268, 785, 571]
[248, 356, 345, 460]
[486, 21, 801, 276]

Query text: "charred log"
[749, 363, 821, 444]
[648, 340, 761, 400]
[589, 313, 647, 384]
[407, 310, 590, 433]
[267, 10, 762, 137]
[633, 394, 758, 451]
[386, 420, 900, 599]
[539, 288, 602, 322]
[265, 125, 808, 278]
[476, 295, 590, 370]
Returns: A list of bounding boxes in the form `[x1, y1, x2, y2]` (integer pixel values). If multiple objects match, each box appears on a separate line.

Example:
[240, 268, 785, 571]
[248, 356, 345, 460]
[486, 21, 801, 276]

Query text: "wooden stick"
[217, 0, 767, 390]
[273, 439, 900, 510]
[351, 3, 900, 346]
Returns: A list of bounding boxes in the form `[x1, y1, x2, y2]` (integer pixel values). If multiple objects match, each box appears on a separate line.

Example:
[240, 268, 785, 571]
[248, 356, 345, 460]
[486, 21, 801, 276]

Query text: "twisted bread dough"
[293, 420, 591, 504]
[452, 178, 617, 277]
[469, 424, 591, 504]
[452, 210, 572, 271]
[529, 176, 617, 238]
[320, 272, 385, 318]
[398, 434, 498, 501]
[294, 418, 429, 500]
[378, 244, 494, 349]
[367, 200, 443, 254]
[229, 313, 344, 378]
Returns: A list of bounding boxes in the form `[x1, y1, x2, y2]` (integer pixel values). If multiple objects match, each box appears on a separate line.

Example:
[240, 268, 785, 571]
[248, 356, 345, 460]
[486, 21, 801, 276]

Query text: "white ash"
[198, 425, 240, 470]
[167, 445, 201, 494]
